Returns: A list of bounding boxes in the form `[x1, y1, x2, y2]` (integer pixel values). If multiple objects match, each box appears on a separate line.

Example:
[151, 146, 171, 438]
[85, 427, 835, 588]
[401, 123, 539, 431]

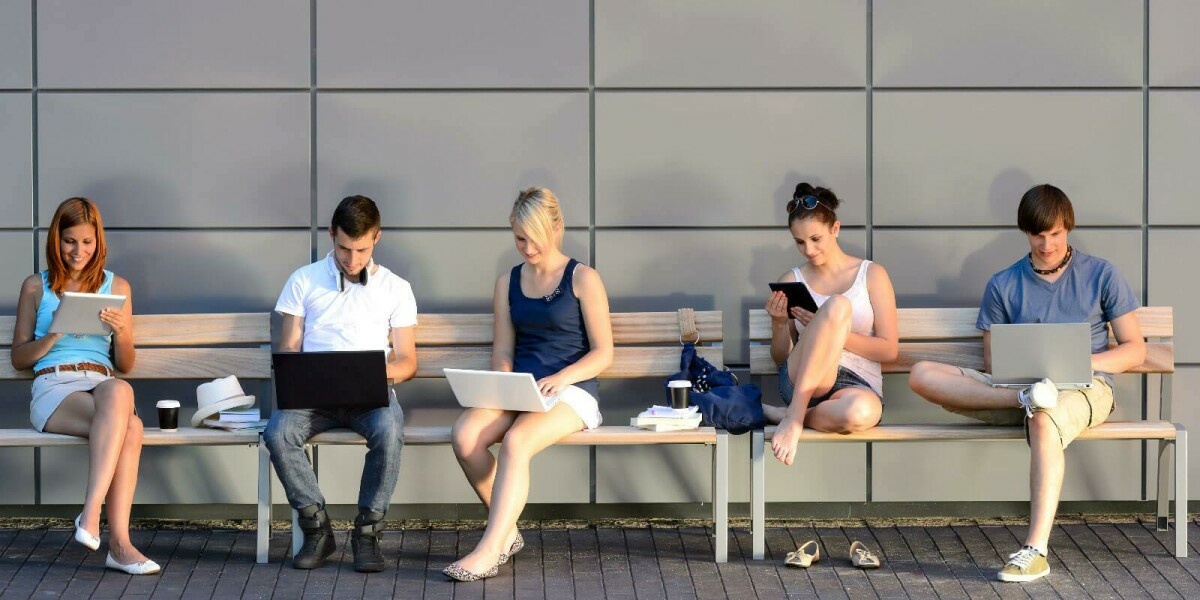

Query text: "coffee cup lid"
[156, 400, 181, 408]
[668, 380, 692, 388]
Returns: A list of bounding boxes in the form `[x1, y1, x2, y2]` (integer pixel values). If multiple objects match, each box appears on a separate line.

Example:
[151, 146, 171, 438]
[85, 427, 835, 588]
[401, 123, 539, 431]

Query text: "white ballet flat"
[105, 553, 161, 575]
[73, 514, 100, 551]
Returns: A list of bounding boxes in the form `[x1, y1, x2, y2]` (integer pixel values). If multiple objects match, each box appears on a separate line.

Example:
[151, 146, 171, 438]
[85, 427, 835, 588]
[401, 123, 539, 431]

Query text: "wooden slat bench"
[746, 306, 1188, 559]
[0, 313, 272, 556]
[257, 309, 732, 563]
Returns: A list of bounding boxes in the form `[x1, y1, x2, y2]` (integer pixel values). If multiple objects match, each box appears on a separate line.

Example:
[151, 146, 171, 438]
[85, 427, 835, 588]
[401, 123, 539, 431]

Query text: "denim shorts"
[777, 361, 877, 407]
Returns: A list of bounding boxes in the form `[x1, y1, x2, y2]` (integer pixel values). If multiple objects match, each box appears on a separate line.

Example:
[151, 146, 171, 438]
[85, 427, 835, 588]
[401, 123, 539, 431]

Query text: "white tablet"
[49, 292, 127, 336]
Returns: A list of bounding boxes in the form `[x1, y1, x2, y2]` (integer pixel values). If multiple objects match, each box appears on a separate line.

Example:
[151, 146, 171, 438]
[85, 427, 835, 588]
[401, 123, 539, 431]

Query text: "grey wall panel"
[317, 93, 589, 228]
[1150, 0, 1200, 86]
[367, 230, 591, 314]
[1149, 230, 1199, 363]
[0, 448, 33, 504]
[37, 0, 309, 88]
[873, 0, 1141, 87]
[596, 93, 867, 227]
[1149, 93, 1200, 225]
[38, 93, 310, 228]
[318, 445, 590, 505]
[1148, 366, 1198, 499]
[47, 231, 313, 314]
[0, 232, 34, 312]
[595, 0, 866, 88]
[316, 0, 588, 88]
[874, 92, 1143, 227]
[0, 0, 31, 88]
[878, 229, 1144, 309]
[41, 446, 258, 504]
[596, 229, 867, 366]
[0, 94, 31, 227]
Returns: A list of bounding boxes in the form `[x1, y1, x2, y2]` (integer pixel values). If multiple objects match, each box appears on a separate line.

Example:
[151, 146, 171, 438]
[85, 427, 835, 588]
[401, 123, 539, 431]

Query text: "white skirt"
[30, 370, 114, 432]
[557, 384, 602, 430]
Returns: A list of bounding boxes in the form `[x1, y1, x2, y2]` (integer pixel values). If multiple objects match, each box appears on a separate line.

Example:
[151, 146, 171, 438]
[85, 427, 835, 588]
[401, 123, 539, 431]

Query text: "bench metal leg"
[751, 429, 765, 560]
[712, 430, 728, 563]
[1176, 426, 1188, 558]
[257, 439, 270, 564]
[1158, 439, 1171, 531]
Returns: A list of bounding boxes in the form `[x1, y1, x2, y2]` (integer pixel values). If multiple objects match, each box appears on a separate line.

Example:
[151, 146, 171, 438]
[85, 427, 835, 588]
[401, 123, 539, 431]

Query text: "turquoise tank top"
[33, 270, 116, 372]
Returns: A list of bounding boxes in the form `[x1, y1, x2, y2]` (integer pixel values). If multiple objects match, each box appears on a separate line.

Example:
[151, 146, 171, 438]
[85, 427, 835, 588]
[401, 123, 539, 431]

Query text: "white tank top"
[791, 260, 883, 395]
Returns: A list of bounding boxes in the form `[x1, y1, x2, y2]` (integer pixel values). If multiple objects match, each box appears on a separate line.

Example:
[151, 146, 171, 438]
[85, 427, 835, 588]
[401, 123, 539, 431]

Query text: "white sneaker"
[1018, 378, 1058, 417]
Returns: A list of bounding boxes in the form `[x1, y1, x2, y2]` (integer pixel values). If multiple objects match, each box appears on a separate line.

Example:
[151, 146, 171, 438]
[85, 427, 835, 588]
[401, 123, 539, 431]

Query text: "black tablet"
[768, 282, 819, 313]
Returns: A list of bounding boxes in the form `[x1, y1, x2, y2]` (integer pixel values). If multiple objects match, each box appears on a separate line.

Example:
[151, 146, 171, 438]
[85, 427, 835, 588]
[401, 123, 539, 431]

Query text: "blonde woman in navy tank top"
[764, 183, 899, 469]
[446, 187, 613, 581]
[11, 198, 158, 574]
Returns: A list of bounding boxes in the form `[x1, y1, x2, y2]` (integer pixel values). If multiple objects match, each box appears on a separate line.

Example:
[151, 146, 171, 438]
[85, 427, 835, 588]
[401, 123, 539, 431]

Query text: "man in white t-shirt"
[264, 195, 417, 573]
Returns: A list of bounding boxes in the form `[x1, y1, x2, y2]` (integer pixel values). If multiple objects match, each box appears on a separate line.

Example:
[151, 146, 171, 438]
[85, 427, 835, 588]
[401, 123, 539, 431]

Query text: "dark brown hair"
[330, 195, 381, 238]
[788, 182, 841, 227]
[46, 197, 108, 295]
[1017, 184, 1075, 234]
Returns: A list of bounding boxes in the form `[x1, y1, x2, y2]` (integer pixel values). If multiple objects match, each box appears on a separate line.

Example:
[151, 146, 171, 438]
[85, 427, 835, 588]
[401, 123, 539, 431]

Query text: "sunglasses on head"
[787, 194, 826, 214]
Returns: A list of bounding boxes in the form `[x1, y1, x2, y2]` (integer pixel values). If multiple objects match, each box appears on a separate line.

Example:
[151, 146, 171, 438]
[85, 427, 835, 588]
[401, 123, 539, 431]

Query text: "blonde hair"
[509, 187, 563, 249]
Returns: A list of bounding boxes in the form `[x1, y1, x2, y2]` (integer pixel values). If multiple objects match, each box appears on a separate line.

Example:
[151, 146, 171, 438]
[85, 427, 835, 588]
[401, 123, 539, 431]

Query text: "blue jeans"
[264, 389, 404, 514]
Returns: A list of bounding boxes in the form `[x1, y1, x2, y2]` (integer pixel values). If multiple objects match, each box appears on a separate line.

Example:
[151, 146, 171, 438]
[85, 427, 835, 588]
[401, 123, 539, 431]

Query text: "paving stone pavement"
[0, 517, 1196, 599]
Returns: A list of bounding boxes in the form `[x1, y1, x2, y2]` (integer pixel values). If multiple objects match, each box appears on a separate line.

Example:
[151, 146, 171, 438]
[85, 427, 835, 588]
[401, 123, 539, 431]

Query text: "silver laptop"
[990, 323, 1093, 389]
[444, 368, 558, 412]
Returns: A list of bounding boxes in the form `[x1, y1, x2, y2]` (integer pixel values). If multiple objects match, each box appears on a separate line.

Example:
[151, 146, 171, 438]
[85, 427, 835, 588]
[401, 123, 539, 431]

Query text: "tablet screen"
[48, 292, 127, 336]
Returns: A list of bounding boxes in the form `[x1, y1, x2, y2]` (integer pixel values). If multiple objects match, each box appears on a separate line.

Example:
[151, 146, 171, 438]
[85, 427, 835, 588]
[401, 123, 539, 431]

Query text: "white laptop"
[49, 292, 127, 336]
[444, 368, 559, 412]
[990, 323, 1094, 390]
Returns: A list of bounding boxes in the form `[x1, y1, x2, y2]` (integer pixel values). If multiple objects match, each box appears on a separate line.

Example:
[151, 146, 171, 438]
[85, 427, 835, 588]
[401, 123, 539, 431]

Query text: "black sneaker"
[351, 510, 387, 573]
[293, 505, 335, 570]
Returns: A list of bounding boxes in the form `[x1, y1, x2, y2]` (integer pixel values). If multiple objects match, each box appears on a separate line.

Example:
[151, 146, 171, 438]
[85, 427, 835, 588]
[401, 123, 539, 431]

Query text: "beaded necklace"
[1029, 244, 1072, 276]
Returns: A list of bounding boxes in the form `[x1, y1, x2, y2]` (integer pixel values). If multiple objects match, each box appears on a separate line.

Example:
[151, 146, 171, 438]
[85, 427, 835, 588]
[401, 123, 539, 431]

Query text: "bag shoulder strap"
[677, 308, 699, 345]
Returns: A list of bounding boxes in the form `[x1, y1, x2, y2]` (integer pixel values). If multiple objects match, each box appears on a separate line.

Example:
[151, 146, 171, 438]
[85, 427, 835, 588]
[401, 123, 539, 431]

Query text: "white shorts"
[30, 370, 114, 432]
[557, 384, 602, 430]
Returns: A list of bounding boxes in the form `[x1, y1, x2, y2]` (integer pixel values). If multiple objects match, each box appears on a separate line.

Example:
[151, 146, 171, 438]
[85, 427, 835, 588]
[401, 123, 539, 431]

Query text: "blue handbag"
[665, 342, 764, 435]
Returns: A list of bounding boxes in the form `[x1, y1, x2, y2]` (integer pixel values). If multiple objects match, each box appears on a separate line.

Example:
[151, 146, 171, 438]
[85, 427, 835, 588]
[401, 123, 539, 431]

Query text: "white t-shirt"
[275, 253, 418, 352]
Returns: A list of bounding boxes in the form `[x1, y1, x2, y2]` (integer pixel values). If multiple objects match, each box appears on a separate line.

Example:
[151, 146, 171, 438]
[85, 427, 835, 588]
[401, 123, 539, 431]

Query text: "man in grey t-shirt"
[908, 184, 1145, 583]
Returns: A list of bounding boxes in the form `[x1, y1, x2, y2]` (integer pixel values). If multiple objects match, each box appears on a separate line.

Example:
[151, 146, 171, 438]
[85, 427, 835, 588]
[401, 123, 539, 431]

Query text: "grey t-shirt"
[976, 250, 1140, 386]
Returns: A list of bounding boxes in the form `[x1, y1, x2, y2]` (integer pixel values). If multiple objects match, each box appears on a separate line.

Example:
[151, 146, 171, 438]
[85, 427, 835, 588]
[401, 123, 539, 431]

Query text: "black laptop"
[272, 351, 390, 410]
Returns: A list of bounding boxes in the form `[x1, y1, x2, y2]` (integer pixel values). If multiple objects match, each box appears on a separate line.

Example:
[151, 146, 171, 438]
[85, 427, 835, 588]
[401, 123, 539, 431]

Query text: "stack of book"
[630, 405, 703, 431]
[202, 408, 268, 431]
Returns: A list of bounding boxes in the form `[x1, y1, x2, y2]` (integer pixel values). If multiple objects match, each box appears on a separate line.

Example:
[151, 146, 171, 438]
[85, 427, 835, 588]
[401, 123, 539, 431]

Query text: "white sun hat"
[192, 375, 256, 427]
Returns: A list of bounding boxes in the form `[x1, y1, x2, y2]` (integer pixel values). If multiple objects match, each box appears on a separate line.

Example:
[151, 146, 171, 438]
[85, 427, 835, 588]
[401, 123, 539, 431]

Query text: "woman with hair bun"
[765, 183, 899, 467]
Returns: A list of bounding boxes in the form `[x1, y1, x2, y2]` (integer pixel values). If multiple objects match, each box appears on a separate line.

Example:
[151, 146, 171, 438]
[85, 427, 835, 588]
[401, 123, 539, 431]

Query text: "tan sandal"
[784, 540, 820, 568]
[849, 540, 881, 569]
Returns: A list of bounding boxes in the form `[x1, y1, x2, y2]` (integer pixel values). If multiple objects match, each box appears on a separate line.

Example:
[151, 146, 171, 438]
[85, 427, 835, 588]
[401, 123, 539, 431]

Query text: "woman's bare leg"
[450, 404, 583, 574]
[450, 408, 518, 506]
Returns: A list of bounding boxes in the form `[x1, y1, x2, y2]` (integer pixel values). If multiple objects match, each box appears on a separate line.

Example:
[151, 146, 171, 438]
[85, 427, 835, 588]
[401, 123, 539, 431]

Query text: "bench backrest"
[748, 306, 1174, 376]
[0, 314, 272, 380]
[413, 310, 724, 377]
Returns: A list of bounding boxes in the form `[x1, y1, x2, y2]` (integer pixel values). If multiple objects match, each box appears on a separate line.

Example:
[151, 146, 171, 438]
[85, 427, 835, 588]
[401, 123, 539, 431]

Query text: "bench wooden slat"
[308, 425, 719, 446]
[414, 311, 723, 345]
[1, 313, 271, 348]
[749, 306, 1173, 341]
[750, 336, 1172, 376]
[416, 345, 723, 378]
[0, 348, 272, 380]
[0, 427, 259, 447]
[757, 421, 1178, 442]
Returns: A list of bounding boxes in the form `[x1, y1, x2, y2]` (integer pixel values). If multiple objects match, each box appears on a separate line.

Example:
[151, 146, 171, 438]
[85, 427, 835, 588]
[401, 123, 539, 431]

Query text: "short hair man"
[264, 195, 418, 572]
[908, 184, 1145, 583]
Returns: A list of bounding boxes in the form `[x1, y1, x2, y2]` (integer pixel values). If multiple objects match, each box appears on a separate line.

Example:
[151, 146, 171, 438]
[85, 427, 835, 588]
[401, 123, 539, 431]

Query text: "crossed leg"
[450, 403, 584, 574]
[43, 378, 150, 564]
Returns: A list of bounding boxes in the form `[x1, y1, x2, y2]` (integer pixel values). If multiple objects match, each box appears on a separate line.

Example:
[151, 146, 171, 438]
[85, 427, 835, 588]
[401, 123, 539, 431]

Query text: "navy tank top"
[509, 258, 599, 397]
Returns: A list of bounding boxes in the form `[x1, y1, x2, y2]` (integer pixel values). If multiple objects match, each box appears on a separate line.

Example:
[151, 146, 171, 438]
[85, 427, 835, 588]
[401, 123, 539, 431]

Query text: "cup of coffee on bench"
[156, 400, 180, 432]
[668, 380, 692, 409]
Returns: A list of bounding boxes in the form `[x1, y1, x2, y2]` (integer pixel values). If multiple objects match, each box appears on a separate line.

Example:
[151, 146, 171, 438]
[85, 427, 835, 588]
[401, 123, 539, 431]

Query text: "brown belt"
[33, 362, 113, 378]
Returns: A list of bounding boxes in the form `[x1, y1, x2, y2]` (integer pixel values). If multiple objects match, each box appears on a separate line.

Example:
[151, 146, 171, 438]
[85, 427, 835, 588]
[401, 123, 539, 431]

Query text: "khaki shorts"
[943, 367, 1114, 448]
